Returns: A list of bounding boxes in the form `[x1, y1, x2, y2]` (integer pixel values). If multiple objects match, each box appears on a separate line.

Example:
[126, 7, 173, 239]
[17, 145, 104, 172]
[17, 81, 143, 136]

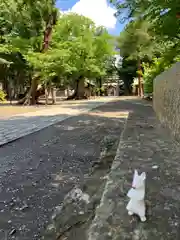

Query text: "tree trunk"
[67, 77, 86, 100]
[76, 77, 85, 99]
[98, 78, 103, 96]
[51, 87, 56, 104]
[137, 58, 144, 97]
[41, 10, 57, 52]
[66, 87, 70, 97]
[124, 81, 132, 95]
[45, 87, 49, 105]
[18, 77, 39, 105]
[31, 77, 39, 104]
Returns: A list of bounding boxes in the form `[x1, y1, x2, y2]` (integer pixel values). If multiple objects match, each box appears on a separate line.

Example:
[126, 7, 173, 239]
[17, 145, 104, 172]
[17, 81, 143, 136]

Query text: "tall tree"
[110, 0, 180, 42]
[0, 5, 115, 103]
[18, 0, 58, 104]
[51, 13, 115, 99]
[0, 0, 58, 104]
[110, 0, 180, 96]
[117, 20, 153, 96]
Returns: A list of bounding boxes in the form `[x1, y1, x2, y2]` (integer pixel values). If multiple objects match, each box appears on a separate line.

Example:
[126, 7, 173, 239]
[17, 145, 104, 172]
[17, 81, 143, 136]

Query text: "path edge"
[87, 111, 129, 239]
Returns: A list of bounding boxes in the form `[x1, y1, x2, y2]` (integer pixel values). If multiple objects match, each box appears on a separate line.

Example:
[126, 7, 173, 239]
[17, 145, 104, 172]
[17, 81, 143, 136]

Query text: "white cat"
[126, 169, 146, 222]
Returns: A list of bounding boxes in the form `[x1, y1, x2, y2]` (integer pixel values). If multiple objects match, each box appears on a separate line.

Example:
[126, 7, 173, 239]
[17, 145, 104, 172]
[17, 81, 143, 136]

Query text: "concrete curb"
[87, 111, 129, 240]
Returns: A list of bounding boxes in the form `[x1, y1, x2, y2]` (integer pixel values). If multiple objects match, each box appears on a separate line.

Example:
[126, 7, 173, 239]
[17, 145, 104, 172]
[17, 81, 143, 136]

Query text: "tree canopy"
[110, 0, 180, 96]
[111, 0, 180, 40]
[0, 2, 115, 103]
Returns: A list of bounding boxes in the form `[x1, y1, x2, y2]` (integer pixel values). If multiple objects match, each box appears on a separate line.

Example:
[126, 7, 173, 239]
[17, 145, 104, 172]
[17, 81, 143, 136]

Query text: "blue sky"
[56, 0, 126, 35]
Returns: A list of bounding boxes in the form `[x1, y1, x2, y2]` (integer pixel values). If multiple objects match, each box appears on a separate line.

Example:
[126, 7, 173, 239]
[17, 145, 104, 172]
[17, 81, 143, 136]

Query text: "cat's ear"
[141, 172, 146, 180]
[134, 169, 138, 176]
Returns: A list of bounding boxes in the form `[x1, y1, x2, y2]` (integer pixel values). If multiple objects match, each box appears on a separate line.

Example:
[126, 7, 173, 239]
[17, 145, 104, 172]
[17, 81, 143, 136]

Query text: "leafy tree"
[0, 0, 58, 104]
[104, 55, 135, 95]
[0, 89, 6, 102]
[110, 0, 180, 96]
[110, 0, 180, 40]
[116, 20, 154, 96]
[47, 13, 114, 99]
[0, 51, 30, 99]
[0, 3, 115, 103]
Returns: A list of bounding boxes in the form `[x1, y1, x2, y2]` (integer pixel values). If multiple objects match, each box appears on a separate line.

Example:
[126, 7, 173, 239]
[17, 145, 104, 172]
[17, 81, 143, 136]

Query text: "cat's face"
[132, 170, 146, 189]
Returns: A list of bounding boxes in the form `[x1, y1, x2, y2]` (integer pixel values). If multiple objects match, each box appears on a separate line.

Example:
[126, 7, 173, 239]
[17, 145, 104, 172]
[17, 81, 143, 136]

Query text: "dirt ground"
[0, 97, 95, 118]
[0, 100, 126, 240]
[0, 97, 111, 119]
[0, 97, 64, 118]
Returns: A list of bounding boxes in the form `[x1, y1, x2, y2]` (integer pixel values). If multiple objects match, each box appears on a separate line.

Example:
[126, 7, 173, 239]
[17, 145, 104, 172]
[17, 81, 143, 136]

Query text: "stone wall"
[153, 62, 180, 141]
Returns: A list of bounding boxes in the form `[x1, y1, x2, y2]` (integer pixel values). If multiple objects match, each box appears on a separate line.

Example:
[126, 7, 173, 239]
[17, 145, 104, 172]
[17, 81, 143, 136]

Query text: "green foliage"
[143, 57, 173, 94]
[0, 51, 30, 91]
[0, 89, 6, 101]
[115, 19, 156, 95]
[96, 87, 105, 95]
[142, 39, 180, 94]
[0, 2, 115, 98]
[0, 0, 58, 99]
[0, 0, 57, 40]
[117, 20, 154, 60]
[26, 13, 114, 85]
[110, 0, 180, 40]
[110, 0, 180, 96]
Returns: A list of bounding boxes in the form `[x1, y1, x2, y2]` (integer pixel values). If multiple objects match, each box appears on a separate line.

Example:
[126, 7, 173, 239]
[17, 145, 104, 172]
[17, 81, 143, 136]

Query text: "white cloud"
[66, 0, 117, 29]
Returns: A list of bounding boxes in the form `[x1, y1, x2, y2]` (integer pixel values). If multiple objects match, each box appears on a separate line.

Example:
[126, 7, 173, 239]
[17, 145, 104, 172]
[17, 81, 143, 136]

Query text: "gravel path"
[0, 100, 128, 240]
[0, 97, 117, 146]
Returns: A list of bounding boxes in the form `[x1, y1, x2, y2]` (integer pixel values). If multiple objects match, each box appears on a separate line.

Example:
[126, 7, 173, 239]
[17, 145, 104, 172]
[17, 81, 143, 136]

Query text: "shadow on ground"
[0, 99, 179, 240]
[0, 100, 128, 240]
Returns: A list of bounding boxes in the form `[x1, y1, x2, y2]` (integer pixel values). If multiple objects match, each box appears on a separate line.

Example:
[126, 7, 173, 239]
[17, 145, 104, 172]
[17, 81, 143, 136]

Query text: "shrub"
[0, 89, 7, 102]
[143, 58, 172, 94]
